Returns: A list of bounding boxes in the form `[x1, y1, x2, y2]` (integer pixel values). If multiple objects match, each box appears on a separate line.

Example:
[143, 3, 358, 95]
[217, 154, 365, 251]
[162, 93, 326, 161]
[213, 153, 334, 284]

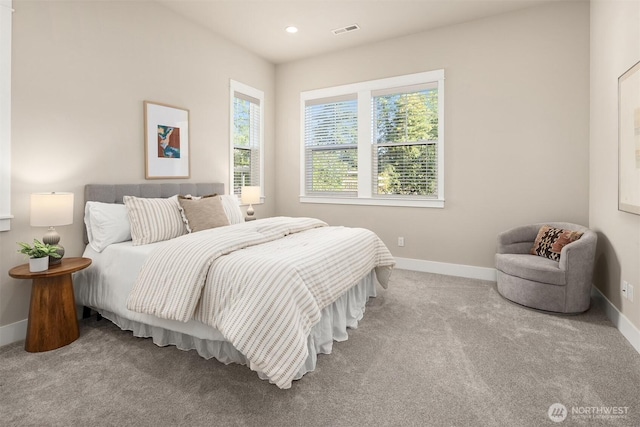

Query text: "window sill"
[299, 196, 444, 208]
[0, 214, 13, 232]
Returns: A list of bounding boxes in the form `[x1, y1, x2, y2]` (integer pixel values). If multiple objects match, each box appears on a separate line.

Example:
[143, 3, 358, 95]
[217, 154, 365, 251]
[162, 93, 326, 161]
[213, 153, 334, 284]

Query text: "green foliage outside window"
[306, 100, 358, 193]
[375, 89, 438, 196]
[234, 148, 251, 190]
[311, 148, 357, 192]
[233, 96, 260, 193]
[234, 98, 251, 192]
[305, 87, 439, 197]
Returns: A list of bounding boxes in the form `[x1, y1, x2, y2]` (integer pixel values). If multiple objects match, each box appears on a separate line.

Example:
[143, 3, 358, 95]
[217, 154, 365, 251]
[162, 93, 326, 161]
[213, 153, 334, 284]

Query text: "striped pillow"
[123, 195, 186, 245]
[220, 195, 244, 224]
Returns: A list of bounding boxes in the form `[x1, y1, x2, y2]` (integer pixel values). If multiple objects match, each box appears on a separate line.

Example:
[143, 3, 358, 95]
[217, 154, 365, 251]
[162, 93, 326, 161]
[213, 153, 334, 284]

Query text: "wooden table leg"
[25, 273, 79, 352]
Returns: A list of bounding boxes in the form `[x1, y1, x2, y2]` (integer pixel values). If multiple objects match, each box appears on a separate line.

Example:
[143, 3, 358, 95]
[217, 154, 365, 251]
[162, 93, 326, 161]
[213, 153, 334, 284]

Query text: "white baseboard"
[0, 319, 27, 348]
[591, 287, 640, 354]
[394, 257, 497, 281]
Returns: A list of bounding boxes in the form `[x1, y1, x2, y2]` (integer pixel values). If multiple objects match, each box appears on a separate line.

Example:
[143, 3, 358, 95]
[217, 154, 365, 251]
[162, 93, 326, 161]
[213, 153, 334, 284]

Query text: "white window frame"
[0, 0, 12, 231]
[229, 80, 264, 200]
[300, 70, 445, 208]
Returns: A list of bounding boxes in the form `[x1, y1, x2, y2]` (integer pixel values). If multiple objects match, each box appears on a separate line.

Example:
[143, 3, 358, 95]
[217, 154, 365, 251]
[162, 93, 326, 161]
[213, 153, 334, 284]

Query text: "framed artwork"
[144, 101, 190, 179]
[618, 60, 640, 215]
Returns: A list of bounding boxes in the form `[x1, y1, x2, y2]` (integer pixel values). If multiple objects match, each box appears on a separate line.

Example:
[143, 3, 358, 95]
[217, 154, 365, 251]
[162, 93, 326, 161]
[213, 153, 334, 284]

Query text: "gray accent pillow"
[178, 195, 230, 233]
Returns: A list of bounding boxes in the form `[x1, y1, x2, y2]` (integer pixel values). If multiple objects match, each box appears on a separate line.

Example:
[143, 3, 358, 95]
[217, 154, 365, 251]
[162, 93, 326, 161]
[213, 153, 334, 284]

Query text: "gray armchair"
[495, 222, 597, 314]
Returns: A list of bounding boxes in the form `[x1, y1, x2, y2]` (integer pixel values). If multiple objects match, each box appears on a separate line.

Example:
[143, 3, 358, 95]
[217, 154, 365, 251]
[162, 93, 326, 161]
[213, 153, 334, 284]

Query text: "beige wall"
[1, 1, 596, 336]
[590, 0, 640, 331]
[0, 1, 276, 327]
[274, 2, 590, 269]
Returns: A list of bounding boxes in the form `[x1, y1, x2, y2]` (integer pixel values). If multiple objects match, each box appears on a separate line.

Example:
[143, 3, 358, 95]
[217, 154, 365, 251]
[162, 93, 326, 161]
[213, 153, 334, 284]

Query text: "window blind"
[372, 86, 439, 197]
[300, 69, 444, 207]
[233, 93, 261, 195]
[304, 96, 358, 195]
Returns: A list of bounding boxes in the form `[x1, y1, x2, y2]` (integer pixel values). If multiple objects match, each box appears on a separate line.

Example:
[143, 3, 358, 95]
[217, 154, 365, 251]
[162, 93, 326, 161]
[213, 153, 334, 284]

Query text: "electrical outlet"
[622, 281, 628, 299]
[628, 284, 634, 302]
[397, 237, 405, 247]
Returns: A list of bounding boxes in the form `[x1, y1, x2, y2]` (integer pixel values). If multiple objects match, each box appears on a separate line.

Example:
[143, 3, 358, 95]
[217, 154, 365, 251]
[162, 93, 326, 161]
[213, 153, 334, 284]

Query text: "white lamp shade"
[30, 192, 74, 227]
[241, 186, 261, 205]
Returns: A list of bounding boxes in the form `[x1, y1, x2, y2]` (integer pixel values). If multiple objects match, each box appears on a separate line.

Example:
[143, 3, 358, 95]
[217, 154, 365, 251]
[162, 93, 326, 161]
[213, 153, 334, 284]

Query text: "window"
[0, 0, 12, 231]
[300, 70, 444, 208]
[230, 80, 264, 197]
[304, 95, 358, 195]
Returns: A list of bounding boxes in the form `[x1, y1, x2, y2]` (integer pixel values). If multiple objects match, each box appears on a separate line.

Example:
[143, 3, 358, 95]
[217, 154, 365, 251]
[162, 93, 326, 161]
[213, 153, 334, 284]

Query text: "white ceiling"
[157, 0, 559, 64]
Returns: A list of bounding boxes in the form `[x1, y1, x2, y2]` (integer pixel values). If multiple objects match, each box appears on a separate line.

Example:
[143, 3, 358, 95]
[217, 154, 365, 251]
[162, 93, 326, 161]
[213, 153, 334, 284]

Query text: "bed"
[73, 183, 395, 389]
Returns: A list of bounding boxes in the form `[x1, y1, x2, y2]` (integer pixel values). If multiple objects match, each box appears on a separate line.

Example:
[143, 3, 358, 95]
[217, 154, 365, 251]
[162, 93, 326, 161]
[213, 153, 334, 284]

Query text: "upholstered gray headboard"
[83, 183, 225, 243]
[85, 183, 224, 204]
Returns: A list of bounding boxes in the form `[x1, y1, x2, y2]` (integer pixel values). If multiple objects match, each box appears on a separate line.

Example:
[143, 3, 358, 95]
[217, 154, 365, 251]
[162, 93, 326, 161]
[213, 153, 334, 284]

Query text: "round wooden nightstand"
[9, 257, 92, 352]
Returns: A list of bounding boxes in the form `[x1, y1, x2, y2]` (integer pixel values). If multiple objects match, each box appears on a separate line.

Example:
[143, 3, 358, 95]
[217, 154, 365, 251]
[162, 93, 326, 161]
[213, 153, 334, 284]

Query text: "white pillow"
[84, 202, 132, 252]
[123, 195, 186, 245]
[220, 195, 244, 224]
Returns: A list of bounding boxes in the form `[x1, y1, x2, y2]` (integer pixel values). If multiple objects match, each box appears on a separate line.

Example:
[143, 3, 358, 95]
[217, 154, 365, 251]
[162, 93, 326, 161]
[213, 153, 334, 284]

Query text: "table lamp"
[30, 192, 74, 264]
[241, 186, 260, 221]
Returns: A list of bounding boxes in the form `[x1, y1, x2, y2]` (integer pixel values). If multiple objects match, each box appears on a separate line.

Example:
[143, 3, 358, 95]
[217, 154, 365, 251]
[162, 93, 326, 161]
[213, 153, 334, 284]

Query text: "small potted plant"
[17, 239, 62, 272]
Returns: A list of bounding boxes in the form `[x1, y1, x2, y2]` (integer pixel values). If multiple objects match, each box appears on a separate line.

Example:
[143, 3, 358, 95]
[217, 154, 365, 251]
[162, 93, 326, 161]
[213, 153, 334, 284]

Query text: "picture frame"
[144, 101, 190, 179]
[618, 60, 640, 215]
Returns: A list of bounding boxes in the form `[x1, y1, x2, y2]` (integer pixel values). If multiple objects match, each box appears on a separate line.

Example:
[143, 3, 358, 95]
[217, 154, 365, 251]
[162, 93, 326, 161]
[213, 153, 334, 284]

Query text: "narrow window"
[230, 81, 263, 197]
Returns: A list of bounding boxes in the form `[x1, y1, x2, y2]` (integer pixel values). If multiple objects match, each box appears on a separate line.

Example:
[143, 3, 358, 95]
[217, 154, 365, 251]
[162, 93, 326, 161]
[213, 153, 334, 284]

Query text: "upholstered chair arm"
[558, 229, 597, 313]
[558, 230, 597, 273]
[496, 224, 540, 254]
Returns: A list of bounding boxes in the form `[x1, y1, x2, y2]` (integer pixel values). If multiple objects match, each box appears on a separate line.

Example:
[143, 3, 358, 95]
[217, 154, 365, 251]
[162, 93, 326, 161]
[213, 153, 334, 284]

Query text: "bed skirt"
[94, 270, 379, 385]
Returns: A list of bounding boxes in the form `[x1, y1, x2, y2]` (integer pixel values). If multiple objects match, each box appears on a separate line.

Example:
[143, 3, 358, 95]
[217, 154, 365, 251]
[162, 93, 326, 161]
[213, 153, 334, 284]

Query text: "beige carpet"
[1, 269, 639, 426]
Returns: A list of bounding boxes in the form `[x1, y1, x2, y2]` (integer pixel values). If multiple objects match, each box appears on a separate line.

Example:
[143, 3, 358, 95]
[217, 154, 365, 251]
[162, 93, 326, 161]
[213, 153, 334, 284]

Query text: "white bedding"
[74, 218, 395, 388]
[75, 240, 228, 342]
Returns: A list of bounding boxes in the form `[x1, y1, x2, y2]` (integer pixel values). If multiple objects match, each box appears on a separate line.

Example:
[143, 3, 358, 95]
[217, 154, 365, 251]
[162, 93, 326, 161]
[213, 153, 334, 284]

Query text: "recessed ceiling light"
[285, 26, 298, 34]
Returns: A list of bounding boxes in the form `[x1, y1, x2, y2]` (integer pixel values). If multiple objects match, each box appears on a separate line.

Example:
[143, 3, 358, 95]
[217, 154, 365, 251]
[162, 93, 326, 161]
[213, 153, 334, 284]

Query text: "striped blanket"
[127, 217, 395, 388]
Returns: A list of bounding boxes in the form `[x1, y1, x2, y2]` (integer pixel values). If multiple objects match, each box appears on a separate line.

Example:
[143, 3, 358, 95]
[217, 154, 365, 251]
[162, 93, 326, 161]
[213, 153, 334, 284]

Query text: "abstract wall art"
[144, 101, 190, 179]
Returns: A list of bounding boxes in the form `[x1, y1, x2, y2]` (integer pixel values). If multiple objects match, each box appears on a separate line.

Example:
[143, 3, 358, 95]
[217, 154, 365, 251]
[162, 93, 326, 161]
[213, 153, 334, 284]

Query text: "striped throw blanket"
[127, 217, 395, 388]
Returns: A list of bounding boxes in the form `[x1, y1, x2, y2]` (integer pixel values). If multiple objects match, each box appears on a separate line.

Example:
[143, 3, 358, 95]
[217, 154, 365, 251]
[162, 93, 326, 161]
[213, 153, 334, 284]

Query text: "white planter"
[29, 256, 49, 273]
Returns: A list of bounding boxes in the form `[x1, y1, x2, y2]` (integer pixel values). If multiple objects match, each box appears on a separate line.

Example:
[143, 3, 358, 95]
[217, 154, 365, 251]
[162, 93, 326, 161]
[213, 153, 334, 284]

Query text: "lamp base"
[245, 203, 256, 221]
[49, 245, 64, 265]
[42, 227, 64, 265]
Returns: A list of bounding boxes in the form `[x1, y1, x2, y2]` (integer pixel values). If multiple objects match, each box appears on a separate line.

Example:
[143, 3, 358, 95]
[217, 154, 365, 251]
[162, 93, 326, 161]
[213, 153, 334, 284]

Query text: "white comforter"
[127, 217, 395, 389]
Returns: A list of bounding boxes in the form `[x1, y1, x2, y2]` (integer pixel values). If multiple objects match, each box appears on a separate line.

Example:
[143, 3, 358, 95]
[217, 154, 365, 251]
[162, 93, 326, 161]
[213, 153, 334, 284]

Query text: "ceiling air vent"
[332, 24, 360, 36]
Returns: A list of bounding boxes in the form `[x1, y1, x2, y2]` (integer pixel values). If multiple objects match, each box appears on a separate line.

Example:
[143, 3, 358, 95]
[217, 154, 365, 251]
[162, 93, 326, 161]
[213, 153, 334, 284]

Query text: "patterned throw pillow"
[178, 195, 230, 233]
[531, 226, 583, 261]
[123, 195, 186, 245]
